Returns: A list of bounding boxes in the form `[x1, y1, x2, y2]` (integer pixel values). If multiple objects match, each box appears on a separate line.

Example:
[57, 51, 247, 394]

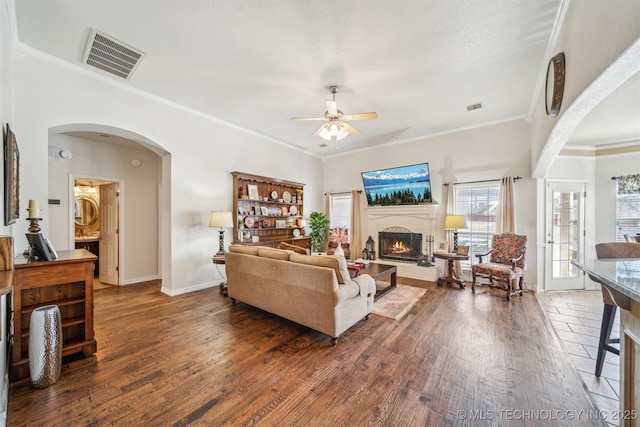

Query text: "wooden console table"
[12, 249, 97, 380]
[433, 252, 469, 289]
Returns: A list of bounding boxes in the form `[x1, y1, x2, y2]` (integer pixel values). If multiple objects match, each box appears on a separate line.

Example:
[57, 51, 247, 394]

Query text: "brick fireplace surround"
[364, 204, 440, 282]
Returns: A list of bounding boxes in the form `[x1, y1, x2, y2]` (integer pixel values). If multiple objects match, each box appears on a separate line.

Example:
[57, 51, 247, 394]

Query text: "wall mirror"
[74, 196, 99, 226]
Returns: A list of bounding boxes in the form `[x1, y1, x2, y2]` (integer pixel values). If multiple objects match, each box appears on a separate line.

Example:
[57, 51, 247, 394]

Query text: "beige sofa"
[225, 245, 376, 345]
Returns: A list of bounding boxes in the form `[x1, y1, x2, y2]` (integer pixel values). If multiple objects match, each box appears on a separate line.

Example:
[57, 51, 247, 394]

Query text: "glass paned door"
[545, 181, 585, 291]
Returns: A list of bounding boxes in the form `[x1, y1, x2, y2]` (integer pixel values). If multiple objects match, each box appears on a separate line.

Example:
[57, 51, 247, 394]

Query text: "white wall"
[594, 150, 640, 243]
[530, 1, 640, 174]
[10, 48, 323, 295]
[323, 119, 538, 288]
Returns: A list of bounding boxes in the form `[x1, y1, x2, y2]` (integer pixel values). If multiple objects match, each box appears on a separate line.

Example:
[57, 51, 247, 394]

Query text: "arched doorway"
[47, 124, 171, 289]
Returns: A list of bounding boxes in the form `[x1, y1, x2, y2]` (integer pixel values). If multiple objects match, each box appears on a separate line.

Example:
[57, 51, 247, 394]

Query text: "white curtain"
[496, 176, 516, 233]
[350, 191, 362, 261]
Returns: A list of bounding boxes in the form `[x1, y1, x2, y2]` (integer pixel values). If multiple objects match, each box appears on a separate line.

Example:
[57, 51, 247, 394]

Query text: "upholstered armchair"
[327, 227, 351, 259]
[471, 232, 527, 301]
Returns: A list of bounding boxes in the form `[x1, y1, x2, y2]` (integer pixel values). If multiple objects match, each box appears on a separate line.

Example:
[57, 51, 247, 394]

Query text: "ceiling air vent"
[466, 103, 483, 111]
[82, 28, 144, 80]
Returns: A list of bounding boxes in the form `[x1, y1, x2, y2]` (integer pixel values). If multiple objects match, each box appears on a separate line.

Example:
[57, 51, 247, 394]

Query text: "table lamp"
[209, 211, 234, 255]
[445, 214, 468, 251]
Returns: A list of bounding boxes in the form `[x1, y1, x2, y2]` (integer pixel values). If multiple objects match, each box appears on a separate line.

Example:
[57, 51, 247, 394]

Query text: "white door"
[100, 183, 119, 285]
[545, 181, 586, 291]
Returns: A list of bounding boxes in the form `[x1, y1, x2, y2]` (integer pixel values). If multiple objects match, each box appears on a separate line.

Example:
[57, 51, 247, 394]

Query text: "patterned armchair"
[471, 233, 527, 301]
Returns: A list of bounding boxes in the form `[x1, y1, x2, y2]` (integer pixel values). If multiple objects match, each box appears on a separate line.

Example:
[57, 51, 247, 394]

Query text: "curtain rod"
[324, 190, 362, 196]
[444, 176, 522, 186]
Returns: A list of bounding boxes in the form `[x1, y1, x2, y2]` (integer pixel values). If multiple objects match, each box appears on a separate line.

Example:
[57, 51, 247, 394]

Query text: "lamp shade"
[445, 214, 468, 230]
[209, 211, 233, 228]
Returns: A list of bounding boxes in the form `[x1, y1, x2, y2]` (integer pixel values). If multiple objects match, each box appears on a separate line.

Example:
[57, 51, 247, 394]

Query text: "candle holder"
[27, 217, 42, 233]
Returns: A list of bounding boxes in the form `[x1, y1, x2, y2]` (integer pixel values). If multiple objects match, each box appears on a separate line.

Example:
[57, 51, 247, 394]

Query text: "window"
[616, 195, 640, 241]
[454, 184, 500, 269]
[329, 193, 351, 230]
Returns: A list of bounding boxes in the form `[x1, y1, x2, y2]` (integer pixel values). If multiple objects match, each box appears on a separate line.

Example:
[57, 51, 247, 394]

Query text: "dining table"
[572, 257, 640, 426]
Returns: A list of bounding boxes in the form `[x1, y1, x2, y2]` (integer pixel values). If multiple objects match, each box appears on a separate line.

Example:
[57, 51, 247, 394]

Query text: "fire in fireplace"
[379, 227, 422, 262]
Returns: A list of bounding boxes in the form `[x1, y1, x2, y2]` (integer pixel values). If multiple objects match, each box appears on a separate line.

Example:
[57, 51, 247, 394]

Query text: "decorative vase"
[29, 305, 62, 388]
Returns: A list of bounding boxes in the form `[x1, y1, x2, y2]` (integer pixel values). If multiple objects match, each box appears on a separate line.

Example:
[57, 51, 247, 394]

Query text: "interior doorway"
[72, 176, 123, 285]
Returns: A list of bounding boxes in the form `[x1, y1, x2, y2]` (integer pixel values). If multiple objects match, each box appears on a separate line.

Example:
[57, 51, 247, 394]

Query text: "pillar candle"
[28, 199, 39, 218]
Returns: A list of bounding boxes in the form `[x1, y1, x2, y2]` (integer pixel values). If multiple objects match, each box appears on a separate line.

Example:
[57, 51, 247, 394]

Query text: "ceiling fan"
[291, 86, 378, 145]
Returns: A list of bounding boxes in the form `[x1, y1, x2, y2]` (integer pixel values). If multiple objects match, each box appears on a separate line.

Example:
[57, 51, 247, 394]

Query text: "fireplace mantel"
[364, 203, 440, 282]
[365, 204, 438, 220]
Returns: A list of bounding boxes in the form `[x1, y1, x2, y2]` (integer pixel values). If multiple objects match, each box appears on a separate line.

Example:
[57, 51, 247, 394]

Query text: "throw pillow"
[277, 241, 308, 255]
[332, 249, 351, 285]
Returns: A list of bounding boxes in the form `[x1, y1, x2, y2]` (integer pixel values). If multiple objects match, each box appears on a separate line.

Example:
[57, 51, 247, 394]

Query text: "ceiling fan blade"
[342, 112, 378, 121]
[340, 121, 360, 136]
[326, 100, 338, 116]
[291, 117, 326, 121]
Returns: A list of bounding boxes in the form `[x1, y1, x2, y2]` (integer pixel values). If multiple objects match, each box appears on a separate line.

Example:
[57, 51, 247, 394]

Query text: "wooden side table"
[433, 252, 469, 289]
[212, 254, 227, 296]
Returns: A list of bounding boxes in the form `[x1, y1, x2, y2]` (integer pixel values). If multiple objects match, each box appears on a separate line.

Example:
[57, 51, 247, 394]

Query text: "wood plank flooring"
[8, 279, 605, 426]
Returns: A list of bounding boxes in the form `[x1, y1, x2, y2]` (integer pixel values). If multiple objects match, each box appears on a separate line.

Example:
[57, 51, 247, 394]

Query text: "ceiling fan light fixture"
[292, 85, 377, 146]
[318, 122, 348, 141]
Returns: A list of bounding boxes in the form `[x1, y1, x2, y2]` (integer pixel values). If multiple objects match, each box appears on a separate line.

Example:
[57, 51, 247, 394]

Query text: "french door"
[545, 181, 586, 291]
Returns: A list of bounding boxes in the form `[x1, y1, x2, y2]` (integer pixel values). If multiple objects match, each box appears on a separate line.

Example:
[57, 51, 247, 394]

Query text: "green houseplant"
[308, 211, 330, 252]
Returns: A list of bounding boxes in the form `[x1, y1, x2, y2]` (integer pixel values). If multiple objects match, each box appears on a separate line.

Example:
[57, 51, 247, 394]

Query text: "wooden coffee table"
[358, 263, 397, 301]
[433, 252, 469, 289]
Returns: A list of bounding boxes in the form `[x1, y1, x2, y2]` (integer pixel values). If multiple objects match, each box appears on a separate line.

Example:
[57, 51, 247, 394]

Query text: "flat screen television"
[361, 163, 432, 206]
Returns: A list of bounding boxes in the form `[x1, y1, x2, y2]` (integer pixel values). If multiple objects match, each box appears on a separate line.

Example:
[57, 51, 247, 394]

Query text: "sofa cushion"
[290, 253, 349, 284]
[277, 241, 309, 255]
[229, 245, 259, 256]
[257, 247, 292, 261]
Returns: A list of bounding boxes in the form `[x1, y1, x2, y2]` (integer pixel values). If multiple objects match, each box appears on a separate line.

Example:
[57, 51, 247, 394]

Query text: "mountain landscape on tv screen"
[362, 164, 432, 206]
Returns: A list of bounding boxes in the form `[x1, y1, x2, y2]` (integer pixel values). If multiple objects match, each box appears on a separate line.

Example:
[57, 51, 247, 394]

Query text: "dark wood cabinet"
[232, 171, 311, 249]
[12, 250, 97, 380]
[75, 239, 99, 276]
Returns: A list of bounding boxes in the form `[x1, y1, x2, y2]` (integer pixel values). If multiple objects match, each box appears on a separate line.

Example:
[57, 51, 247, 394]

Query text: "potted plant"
[308, 211, 330, 253]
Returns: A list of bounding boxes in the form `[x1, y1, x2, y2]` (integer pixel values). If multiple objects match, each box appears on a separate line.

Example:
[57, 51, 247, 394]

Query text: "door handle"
[547, 240, 555, 244]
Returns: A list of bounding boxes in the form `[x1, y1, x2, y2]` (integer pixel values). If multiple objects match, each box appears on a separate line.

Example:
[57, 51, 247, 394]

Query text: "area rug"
[371, 284, 427, 321]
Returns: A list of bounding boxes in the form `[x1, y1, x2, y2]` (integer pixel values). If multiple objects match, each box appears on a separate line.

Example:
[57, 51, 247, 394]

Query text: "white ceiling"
[13, 1, 638, 157]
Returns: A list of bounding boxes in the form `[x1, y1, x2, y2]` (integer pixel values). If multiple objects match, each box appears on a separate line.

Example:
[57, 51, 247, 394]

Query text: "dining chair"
[592, 242, 640, 377]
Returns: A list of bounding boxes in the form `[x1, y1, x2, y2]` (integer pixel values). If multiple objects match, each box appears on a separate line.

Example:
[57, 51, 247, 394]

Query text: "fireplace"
[379, 227, 422, 262]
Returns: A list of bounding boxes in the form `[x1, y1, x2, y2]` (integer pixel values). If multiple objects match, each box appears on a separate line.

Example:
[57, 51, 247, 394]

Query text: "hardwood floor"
[8, 279, 605, 426]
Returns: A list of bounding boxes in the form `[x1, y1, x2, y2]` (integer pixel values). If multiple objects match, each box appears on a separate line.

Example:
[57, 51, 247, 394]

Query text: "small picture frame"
[260, 206, 268, 216]
[456, 245, 469, 256]
[435, 240, 448, 254]
[247, 184, 259, 200]
[275, 220, 286, 229]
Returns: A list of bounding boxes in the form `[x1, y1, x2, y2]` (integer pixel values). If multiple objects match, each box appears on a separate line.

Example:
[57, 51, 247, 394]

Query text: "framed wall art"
[4, 124, 19, 225]
[247, 184, 259, 200]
